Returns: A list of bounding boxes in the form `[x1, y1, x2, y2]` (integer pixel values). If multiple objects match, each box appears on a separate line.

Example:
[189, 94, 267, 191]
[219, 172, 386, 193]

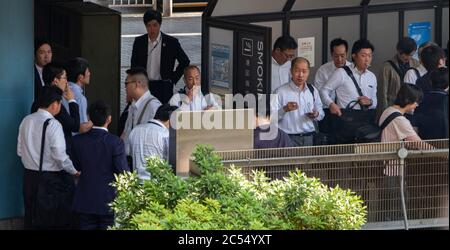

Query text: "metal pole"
[397, 147, 409, 230]
[163, 0, 172, 17]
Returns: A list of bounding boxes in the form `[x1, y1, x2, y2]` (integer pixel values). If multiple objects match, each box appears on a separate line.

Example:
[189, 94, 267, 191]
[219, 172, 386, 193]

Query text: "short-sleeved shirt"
[379, 106, 418, 142]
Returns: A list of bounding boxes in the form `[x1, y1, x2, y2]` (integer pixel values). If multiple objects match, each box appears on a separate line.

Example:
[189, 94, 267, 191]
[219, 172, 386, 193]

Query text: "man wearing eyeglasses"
[271, 36, 298, 93]
[121, 67, 162, 164]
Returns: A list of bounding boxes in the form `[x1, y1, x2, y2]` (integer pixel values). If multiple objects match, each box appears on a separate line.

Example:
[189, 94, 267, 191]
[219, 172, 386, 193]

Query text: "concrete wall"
[0, 0, 34, 220]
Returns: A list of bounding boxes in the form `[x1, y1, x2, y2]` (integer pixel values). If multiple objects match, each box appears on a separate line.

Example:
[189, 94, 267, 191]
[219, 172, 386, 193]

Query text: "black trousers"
[23, 169, 39, 230]
[23, 169, 75, 230]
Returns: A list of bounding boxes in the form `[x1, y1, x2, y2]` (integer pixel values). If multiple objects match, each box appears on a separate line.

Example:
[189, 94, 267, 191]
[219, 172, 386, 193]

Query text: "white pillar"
[163, 0, 172, 17]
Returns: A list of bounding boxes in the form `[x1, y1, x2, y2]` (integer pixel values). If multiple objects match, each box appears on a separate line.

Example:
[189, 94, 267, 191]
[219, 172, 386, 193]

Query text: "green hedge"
[110, 145, 367, 230]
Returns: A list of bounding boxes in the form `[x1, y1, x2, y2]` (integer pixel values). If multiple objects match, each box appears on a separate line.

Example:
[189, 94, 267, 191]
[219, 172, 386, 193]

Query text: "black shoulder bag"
[33, 119, 74, 229]
[335, 66, 377, 143]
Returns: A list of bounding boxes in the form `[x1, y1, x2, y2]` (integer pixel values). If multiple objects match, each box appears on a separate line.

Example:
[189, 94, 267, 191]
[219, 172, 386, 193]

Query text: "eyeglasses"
[280, 50, 296, 60]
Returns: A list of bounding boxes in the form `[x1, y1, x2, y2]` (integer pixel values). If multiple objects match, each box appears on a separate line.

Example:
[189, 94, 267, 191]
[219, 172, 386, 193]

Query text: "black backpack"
[387, 60, 420, 83]
[355, 111, 403, 142]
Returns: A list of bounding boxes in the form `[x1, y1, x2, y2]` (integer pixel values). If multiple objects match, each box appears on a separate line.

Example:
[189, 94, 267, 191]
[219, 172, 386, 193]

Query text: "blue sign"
[408, 21, 432, 47]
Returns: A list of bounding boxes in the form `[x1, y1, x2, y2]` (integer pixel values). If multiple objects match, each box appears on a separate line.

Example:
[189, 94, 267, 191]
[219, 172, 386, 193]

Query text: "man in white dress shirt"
[169, 65, 218, 111]
[314, 38, 351, 144]
[18, 86, 80, 229]
[271, 36, 298, 93]
[320, 39, 377, 144]
[275, 57, 324, 147]
[121, 67, 162, 153]
[127, 104, 178, 180]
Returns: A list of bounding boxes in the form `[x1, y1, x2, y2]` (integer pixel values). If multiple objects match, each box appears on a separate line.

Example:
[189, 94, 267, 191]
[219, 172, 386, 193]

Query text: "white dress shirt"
[314, 60, 351, 102]
[35, 64, 44, 87]
[403, 64, 427, 84]
[17, 109, 77, 174]
[169, 87, 219, 111]
[123, 90, 162, 154]
[320, 63, 377, 110]
[127, 119, 169, 180]
[147, 32, 162, 81]
[271, 57, 291, 93]
[275, 81, 325, 135]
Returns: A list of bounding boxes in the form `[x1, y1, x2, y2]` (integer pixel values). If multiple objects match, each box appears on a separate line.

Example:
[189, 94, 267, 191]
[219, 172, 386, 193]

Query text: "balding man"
[275, 57, 324, 147]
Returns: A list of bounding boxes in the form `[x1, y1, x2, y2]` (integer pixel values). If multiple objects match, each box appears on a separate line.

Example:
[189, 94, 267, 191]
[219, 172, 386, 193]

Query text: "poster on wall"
[408, 21, 431, 59]
[211, 43, 231, 89]
[297, 37, 315, 67]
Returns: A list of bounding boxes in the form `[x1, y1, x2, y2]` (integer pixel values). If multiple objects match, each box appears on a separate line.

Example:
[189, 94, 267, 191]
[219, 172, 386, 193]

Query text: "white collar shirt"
[314, 60, 351, 102]
[127, 119, 169, 180]
[169, 87, 219, 111]
[275, 81, 325, 135]
[147, 32, 162, 81]
[35, 64, 44, 87]
[320, 63, 377, 110]
[17, 109, 77, 174]
[271, 57, 291, 93]
[403, 64, 427, 85]
[123, 90, 162, 155]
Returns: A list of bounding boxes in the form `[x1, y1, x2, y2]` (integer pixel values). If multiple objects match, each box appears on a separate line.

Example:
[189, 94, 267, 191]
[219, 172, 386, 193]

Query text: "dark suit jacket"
[72, 128, 130, 215]
[131, 32, 190, 85]
[414, 90, 449, 140]
[34, 66, 44, 101]
[31, 101, 80, 158]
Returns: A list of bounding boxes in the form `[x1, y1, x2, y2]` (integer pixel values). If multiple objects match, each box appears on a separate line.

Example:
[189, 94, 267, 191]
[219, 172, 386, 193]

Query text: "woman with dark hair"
[379, 83, 424, 143]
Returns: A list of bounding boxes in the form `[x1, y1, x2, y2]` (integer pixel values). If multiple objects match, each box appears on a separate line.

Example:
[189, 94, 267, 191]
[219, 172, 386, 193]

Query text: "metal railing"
[214, 139, 449, 230]
[109, 0, 156, 8]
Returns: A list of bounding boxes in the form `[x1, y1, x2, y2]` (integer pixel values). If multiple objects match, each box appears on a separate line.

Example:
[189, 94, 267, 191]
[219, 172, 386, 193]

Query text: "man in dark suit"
[72, 100, 130, 230]
[131, 9, 190, 104]
[34, 40, 53, 101]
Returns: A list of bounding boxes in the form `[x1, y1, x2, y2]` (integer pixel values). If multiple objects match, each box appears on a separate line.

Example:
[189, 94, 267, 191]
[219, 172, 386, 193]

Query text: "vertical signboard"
[235, 32, 269, 96]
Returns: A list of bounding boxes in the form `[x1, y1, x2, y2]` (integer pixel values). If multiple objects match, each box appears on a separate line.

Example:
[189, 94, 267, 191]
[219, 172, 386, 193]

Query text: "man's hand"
[329, 102, 342, 116]
[306, 110, 319, 119]
[187, 86, 200, 101]
[74, 171, 81, 178]
[358, 96, 372, 106]
[63, 86, 74, 101]
[283, 102, 299, 113]
[203, 105, 214, 111]
[79, 121, 93, 133]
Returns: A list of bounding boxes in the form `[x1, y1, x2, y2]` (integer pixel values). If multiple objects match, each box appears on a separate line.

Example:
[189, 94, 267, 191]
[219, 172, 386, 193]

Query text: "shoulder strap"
[412, 67, 420, 79]
[343, 66, 364, 97]
[387, 60, 405, 80]
[379, 112, 403, 131]
[38, 118, 52, 173]
[306, 83, 315, 102]
[136, 97, 157, 125]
